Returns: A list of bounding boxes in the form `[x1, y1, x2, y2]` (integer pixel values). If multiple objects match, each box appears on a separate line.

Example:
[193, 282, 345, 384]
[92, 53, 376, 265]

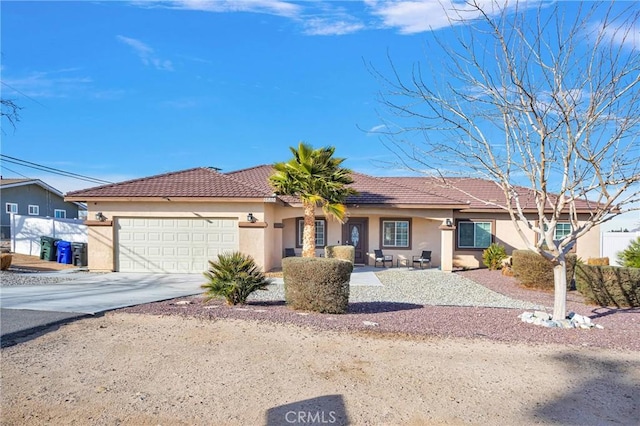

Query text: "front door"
[342, 218, 368, 265]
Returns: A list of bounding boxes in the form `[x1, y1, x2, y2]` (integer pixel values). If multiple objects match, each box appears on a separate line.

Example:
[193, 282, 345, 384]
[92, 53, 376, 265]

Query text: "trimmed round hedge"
[282, 257, 353, 314]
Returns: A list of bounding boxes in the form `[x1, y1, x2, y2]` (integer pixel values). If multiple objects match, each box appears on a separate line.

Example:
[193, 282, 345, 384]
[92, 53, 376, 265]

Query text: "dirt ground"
[1, 313, 639, 425]
[4, 252, 79, 272]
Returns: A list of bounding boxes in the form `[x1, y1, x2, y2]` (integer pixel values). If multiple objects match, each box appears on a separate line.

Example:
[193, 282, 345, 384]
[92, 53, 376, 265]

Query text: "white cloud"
[160, 0, 302, 18]
[364, 0, 521, 34]
[595, 21, 640, 51]
[367, 124, 388, 133]
[2, 69, 93, 99]
[303, 18, 364, 36]
[116, 35, 174, 71]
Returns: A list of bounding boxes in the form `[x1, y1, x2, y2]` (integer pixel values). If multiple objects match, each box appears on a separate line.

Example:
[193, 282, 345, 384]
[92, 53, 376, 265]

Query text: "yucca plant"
[202, 251, 271, 305]
[482, 243, 508, 270]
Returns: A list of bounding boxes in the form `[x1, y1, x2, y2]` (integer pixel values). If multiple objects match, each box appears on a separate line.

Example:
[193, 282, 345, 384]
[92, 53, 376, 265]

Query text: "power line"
[0, 165, 31, 179]
[0, 154, 113, 185]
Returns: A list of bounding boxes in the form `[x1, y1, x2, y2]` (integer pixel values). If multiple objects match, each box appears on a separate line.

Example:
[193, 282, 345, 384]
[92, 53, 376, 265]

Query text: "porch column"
[439, 222, 455, 273]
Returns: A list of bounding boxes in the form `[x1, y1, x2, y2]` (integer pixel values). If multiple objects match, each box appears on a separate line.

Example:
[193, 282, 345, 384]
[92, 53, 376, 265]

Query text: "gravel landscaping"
[122, 268, 640, 351]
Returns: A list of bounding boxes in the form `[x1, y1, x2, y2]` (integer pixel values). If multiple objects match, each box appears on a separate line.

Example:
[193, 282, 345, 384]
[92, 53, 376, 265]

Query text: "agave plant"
[202, 251, 271, 305]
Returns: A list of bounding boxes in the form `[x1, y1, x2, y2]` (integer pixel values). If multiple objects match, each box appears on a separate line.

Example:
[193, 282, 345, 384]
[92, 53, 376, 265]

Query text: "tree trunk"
[302, 201, 316, 258]
[552, 257, 567, 321]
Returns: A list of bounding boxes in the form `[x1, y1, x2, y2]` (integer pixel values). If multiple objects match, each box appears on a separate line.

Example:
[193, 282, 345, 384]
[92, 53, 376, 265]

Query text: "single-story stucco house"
[64, 165, 600, 274]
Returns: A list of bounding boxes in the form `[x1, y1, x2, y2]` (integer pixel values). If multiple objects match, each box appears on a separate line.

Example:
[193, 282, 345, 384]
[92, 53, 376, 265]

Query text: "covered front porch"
[276, 210, 456, 272]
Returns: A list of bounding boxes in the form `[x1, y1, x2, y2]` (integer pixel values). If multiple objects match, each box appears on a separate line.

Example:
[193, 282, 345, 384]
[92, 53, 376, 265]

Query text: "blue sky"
[3, 0, 447, 191]
[1, 0, 639, 230]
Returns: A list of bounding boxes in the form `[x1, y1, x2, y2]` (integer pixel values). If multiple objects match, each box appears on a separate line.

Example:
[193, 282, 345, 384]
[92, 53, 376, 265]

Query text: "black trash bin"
[40, 236, 60, 261]
[72, 242, 88, 267]
[56, 241, 72, 264]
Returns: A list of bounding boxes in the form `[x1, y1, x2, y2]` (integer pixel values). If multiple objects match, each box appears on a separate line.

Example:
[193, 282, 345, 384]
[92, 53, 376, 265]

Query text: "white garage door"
[116, 217, 238, 273]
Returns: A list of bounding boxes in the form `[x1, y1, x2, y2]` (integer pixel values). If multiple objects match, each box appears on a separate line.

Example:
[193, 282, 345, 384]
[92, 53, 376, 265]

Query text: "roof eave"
[64, 196, 273, 203]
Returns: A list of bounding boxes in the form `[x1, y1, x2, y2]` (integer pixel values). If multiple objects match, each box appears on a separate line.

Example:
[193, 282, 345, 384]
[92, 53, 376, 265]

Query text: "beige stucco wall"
[84, 199, 602, 273]
[452, 211, 601, 268]
[277, 207, 453, 268]
[85, 200, 270, 271]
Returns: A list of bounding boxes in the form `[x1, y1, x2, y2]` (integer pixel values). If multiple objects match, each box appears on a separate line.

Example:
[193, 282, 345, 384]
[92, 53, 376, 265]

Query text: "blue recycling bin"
[56, 241, 73, 264]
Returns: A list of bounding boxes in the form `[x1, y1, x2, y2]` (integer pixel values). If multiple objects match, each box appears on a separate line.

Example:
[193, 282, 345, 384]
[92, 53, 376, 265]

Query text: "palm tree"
[270, 142, 357, 257]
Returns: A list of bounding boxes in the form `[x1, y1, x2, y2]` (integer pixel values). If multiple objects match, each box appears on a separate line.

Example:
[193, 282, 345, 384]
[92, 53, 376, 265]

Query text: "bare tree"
[1, 98, 21, 133]
[372, 0, 640, 321]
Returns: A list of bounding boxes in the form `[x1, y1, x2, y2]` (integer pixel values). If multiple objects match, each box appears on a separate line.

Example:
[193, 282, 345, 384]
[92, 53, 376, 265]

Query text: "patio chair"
[284, 248, 297, 257]
[374, 249, 393, 268]
[412, 250, 432, 269]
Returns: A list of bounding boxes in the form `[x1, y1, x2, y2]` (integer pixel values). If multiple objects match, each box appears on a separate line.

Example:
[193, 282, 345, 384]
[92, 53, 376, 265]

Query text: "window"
[457, 220, 492, 249]
[553, 223, 572, 240]
[5, 203, 18, 214]
[382, 219, 410, 248]
[539, 222, 575, 251]
[28, 205, 40, 216]
[54, 209, 66, 219]
[296, 218, 326, 247]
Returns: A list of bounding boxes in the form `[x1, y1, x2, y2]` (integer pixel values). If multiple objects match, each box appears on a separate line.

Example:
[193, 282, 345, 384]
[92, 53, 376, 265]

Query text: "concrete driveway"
[1, 273, 206, 314]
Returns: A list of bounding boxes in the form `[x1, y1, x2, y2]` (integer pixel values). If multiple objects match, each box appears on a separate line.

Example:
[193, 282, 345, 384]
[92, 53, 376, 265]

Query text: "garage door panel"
[117, 217, 239, 273]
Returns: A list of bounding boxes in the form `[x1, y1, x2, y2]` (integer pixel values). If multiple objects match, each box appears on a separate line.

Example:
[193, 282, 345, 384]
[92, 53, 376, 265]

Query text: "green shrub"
[482, 243, 508, 270]
[617, 237, 640, 268]
[283, 257, 352, 314]
[201, 251, 270, 305]
[324, 245, 355, 264]
[511, 250, 576, 290]
[575, 264, 640, 307]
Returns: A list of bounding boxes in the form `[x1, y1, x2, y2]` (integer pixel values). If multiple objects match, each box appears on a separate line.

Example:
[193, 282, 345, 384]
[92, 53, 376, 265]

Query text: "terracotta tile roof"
[65, 164, 597, 212]
[348, 173, 464, 206]
[65, 167, 270, 199]
[386, 177, 594, 211]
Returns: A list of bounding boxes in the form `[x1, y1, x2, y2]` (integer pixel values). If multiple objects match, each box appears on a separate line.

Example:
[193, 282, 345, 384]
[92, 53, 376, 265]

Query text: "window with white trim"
[457, 221, 492, 249]
[382, 219, 410, 248]
[553, 223, 572, 240]
[28, 205, 40, 215]
[296, 218, 326, 247]
[5, 203, 18, 214]
[54, 209, 66, 219]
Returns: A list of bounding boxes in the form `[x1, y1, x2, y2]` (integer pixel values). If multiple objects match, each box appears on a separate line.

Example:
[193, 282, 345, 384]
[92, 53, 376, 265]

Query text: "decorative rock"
[534, 311, 551, 321]
[518, 311, 602, 330]
[174, 300, 191, 305]
[363, 321, 379, 327]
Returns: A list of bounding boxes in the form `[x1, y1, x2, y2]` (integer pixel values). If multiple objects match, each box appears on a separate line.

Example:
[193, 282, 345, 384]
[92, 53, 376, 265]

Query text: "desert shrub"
[511, 250, 576, 290]
[201, 251, 270, 305]
[575, 264, 640, 307]
[587, 257, 610, 266]
[617, 237, 640, 268]
[283, 257, 352, 314]
[324, 245, 355, 264]
[482, 243, 508, 270]
[0, 253, 12, 271]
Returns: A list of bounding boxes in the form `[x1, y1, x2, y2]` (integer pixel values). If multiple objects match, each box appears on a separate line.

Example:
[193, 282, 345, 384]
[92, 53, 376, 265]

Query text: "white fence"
[10, 214, 88, 257]
[600, 231, 640, 266]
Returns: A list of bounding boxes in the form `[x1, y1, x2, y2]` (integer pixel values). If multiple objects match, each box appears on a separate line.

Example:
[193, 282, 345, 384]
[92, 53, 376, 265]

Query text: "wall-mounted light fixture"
[246, 213, 257, 223]
[95, 212, 107, 222]
[446, 218, 453, 227]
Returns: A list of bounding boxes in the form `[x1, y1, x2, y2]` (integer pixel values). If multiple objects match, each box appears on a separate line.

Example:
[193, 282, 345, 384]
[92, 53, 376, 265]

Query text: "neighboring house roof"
[64, 165, 597, 213]
[1, 178, 87, 210]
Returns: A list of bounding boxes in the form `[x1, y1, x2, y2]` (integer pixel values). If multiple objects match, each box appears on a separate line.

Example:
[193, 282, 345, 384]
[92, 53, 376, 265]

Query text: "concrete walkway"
[1, 273, 206, 315]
